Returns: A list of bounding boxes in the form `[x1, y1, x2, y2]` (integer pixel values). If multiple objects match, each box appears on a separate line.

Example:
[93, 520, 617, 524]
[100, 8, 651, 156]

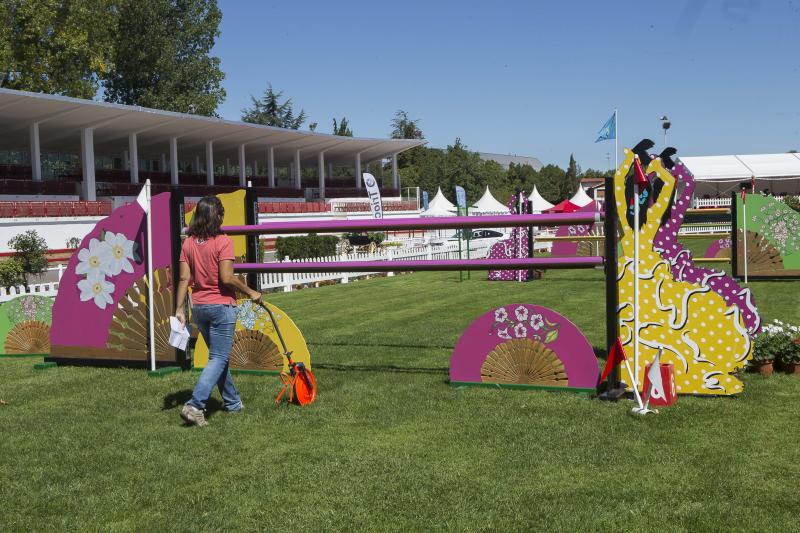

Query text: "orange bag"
[257, 301, 317, 406]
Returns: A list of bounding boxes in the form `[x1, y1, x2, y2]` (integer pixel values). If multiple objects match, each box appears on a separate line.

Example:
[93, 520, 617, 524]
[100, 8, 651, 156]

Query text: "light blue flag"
[595, 112, 616, 143]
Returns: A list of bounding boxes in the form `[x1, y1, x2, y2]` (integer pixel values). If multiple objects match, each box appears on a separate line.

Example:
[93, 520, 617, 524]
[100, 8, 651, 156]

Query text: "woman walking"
[174, 196, 261, 427]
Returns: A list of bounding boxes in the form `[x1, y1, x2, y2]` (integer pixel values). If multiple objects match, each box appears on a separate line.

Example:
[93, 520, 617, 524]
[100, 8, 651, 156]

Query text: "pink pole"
[235, 256, 603, 273]
[223, 212, 601, 235]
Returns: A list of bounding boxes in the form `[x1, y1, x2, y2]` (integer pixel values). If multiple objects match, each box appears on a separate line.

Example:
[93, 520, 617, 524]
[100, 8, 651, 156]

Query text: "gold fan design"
[106, 267, 174, 358]
[229, 329, 283, 371]
[5, 320, 50, 354]
[742, 230, 783, 271]
[481, 338, 568, 386]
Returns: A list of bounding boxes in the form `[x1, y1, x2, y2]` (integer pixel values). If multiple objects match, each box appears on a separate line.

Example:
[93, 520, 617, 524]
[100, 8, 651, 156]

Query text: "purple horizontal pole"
[223, 212, 601, 235]
[235, 256, 604, 273]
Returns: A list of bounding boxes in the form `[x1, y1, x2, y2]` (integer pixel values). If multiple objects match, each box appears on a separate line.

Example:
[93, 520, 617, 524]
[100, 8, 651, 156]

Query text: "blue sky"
[214, 0, 800, 170]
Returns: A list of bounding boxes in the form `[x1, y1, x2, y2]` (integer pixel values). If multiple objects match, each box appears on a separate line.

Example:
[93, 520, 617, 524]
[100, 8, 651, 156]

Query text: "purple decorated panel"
[51, 193, 173, 349]
[550, 202, 599, 257]
[450, 304, 599, 388]
[704, 238, 732, 258]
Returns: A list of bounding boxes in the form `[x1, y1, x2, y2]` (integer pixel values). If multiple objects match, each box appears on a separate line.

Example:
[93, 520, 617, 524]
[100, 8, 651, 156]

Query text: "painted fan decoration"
[450, 304, 599, 391]
[229, 329, 283, 371]
[5, 320, 51, 354]
[0, 295, 54, 355]
[480, 339, 568, 386]
[193, 299, 312, 373]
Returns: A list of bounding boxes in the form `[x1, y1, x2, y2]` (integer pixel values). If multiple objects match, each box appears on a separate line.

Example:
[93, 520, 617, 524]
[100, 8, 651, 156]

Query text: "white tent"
[427, 187, 456, 211]
[569, 185, 594, 207]
[679, 153, 800, 196]
[528, 185, 554, 213]
[420, 202, 456, 217]
[471, 186, 508, 214]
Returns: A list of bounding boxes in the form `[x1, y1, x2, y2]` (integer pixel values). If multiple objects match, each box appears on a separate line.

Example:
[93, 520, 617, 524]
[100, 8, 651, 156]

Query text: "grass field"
[2, 242, 799, 531]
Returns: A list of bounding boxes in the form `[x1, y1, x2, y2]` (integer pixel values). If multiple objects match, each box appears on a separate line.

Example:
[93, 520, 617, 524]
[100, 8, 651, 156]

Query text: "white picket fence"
[0, 264, 64, 303]
[259, 240, 494, 292]
[692, 195, 786, 208]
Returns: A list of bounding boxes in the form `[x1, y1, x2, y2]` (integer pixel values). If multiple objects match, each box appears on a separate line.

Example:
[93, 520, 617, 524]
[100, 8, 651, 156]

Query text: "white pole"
[145, 179, 156, 372]
[633, 156, 641, 392]
[743, 191, 748, 284]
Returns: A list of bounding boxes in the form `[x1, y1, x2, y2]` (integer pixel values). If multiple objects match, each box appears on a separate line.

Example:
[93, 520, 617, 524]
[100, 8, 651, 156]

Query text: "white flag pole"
[743, 184, 749, 284]
[633, 157, 641, 393]
[145, 179, 157, 372]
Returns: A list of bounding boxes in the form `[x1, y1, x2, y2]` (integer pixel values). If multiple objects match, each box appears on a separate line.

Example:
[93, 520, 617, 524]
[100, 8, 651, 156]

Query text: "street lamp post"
[660, 115, 671, 145]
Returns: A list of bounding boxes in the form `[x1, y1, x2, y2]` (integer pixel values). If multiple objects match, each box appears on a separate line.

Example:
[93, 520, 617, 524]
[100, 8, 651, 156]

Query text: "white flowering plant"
[753, 320, 800, 365]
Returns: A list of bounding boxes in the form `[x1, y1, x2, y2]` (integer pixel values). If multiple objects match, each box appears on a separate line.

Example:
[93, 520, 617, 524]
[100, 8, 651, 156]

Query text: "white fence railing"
[679, 223, 731, 235]
[0, 265, 64, 302]
[259, 241, 494, 292]
[692, 195, 786, 208]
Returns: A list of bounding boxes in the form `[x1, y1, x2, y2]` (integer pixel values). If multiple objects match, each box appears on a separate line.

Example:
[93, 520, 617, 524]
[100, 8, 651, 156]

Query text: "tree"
[390, 110, 423, 140]
[332, 117, 353, 137]
[241, 84, 307, 129]
[3, 230, 48, 288]
[103, 0, 225, 116]
[1, 0, 116, 98]
[562, 154, 581, 199]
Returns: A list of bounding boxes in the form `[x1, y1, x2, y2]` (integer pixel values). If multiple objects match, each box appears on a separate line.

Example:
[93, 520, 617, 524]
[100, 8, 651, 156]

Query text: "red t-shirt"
[179, 234, 237, 305]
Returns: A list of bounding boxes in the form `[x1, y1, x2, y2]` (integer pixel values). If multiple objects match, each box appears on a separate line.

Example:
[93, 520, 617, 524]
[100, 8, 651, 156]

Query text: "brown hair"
[187, 195, 225, 239]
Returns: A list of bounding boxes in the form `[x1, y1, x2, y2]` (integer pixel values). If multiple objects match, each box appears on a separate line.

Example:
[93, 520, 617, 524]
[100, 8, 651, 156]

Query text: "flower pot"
[749, 361, 774, 376]
[781, 362, 800, 375]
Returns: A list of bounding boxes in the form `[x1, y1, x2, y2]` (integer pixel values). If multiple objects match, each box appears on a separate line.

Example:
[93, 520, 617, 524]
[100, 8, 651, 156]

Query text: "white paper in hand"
[168, 316, 190, 351]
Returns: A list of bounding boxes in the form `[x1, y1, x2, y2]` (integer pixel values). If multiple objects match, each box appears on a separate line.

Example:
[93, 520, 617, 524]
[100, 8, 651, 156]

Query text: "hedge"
[275, 233, 339, 260]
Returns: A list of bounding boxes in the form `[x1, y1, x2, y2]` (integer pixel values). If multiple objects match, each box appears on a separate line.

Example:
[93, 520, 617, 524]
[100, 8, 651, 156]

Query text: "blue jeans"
[188, 304, 242, 412]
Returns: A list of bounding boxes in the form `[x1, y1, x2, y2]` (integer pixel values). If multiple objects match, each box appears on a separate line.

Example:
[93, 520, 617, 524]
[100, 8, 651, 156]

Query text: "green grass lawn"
[2, 251, 799, 531]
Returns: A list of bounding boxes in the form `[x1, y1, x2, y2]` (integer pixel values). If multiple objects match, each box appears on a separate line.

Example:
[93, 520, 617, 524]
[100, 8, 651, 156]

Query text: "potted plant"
[773, 320, 800, 374]
[750, 336, 776, 376]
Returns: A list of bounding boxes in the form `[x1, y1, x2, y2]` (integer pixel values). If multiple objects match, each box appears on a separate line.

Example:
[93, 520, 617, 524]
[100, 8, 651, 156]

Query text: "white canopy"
[427, 187, 456, 211]
[420, 202, 456, 217]
[569, 185, 594, 207]
[679, 153, 800, 182]
[528, 185, 554, 212]
[471, 186, 508, 214]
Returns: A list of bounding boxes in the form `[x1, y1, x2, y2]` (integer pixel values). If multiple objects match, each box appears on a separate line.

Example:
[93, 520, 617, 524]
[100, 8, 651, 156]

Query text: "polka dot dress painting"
[615, 148, 754, 395]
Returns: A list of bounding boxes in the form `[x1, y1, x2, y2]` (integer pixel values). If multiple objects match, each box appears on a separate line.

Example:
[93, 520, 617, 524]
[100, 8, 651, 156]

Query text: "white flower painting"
[76, 238, 110, 276]
[78, 271, 115, 309]
[102, 232, 136, 275]
[74, 230, 140, 310]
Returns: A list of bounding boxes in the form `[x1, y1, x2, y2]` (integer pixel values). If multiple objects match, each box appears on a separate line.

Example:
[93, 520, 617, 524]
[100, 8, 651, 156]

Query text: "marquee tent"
[427, 187, 456, 211]
[528, 185, 554, 213]
[569, 185, 594, 207]
[471, 186, 508, 215]
[679, 153, 800, 196]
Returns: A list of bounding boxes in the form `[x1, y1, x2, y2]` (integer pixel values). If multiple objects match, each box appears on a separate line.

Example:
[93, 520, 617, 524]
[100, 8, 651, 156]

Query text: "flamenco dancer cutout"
[615, 143, 753, 395]
[648, 152, 761, 335]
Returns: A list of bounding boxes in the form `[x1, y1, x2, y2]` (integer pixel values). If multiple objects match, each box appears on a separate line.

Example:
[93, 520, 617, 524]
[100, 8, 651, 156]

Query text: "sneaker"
[180, 404, 208, 427]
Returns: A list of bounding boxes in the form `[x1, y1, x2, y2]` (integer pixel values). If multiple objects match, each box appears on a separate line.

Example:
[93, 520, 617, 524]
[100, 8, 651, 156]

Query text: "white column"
[169, 137, 179, 185]
[80, 128, 96, 201]
[294, 149, 302, 189]
[355, 152, 362, 189]
[238, 144, 246, 186]
[392, 153, 399, 189]
[29, 122, 42, 181]
[318, 151, 326, 199]
[194, 155, 201, 173]
[161, 153, 167, 173]
[205, 140, 214, 185]
[225, 158, 231, 176]
[128, 133, 139, 184]
[268, 147, 275, 187]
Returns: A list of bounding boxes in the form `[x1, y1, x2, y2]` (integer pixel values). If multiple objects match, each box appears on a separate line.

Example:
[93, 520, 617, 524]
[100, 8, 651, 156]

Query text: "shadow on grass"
[163, 389, 223, 417]
[307, 341, 454, 350]
[314, 363, 448, 375]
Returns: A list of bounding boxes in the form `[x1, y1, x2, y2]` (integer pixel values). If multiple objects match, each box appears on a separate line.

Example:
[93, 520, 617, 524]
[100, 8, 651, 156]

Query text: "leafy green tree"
[562, 154, 581, 198]
[242, 84, 307, 129]
[4, 230, 48, 287]
[332, 117, 353, 137]
[103, 0, 225, 116]
[0, 259, 25, 289]
[1, 0, 115, 98]
[390, 110, 423, 140]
